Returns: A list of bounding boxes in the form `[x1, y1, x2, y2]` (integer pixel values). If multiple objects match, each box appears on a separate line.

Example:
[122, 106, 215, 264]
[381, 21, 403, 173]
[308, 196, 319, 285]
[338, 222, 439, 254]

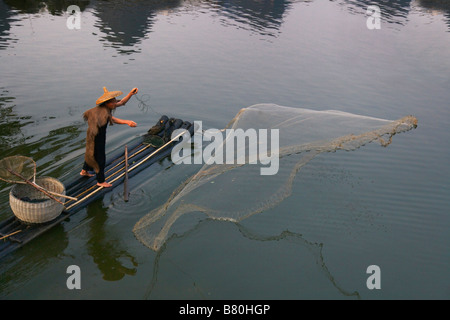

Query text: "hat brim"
[96, 90, 123, 106]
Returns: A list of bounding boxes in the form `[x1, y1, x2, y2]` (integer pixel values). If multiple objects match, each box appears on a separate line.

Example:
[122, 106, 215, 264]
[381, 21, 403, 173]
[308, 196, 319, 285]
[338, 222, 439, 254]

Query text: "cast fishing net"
[133, 103, 417, 251]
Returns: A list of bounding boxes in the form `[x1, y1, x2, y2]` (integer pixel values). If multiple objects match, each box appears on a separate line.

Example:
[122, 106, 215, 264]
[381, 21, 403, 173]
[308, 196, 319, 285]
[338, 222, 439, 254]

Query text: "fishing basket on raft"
[0, 156, 67, 224]
[9, 177, 66, 224]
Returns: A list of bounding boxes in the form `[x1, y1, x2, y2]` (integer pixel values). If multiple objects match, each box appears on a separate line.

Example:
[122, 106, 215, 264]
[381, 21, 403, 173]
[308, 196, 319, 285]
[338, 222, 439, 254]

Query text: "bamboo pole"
[124, 145, 129, 202]
[105, 136, 162, 175]
[3, 169, 77, 201]
[105, 143, 151, 175]
[0, 230, 22, 241]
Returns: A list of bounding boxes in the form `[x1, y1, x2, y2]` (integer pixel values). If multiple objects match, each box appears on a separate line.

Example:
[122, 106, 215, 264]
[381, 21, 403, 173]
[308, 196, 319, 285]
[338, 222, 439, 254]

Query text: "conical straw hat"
[96, 87, 123, 106]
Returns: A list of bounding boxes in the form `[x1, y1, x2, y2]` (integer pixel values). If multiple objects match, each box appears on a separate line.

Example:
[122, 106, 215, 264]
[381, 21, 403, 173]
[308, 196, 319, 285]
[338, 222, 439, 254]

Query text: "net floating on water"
[133, 104, 418, 251]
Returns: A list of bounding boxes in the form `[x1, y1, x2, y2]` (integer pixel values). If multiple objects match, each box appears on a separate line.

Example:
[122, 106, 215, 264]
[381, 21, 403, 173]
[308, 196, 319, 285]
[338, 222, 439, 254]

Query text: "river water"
[0, 0, 449, 300]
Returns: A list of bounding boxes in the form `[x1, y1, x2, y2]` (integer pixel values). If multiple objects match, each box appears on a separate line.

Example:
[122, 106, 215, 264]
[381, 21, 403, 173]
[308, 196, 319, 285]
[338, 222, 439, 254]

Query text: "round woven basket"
[9, 176, 66, 224]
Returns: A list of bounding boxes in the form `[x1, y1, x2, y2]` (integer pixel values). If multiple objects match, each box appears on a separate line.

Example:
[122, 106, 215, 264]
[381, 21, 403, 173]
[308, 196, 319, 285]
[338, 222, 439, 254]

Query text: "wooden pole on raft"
[3, 169, 77, 201]
[0, 230, 22, 241]
[105, 143, 151, 175]
[124, 145, 129, 202]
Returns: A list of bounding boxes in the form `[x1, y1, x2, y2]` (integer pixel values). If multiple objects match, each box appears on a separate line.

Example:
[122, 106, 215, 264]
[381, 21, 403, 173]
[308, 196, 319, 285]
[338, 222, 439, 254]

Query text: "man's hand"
[116, 88, 139, 107]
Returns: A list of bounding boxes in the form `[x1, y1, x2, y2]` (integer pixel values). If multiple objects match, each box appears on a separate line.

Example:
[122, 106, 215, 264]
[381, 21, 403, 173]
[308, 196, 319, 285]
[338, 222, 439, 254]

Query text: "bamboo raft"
[0, 116, 194, 259]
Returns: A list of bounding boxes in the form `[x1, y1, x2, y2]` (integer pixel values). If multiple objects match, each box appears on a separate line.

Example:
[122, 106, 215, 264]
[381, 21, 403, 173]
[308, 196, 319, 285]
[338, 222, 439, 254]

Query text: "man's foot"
[97, 182, 113, 188]
[80, 170, 95, 177]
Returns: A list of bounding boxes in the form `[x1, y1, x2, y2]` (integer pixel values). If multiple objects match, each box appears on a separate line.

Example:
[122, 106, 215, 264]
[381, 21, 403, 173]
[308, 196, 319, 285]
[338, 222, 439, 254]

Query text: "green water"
[0, 0, 449, 299]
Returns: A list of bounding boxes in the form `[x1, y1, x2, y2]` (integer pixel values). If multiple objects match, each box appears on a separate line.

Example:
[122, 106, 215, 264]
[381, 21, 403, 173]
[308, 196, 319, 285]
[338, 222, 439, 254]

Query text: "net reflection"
[144, 219, 361, 299]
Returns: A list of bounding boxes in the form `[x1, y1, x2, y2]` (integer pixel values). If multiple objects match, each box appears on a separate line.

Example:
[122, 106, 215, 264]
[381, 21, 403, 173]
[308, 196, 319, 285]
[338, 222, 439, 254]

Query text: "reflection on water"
[86, 199, 138, 281]
[0, 224, 68, 298]
[146, 220, 360, 299]
[339, 0, 450, 29]
[1, 0, 449, 53]
[0, 88, 84, 172]
[208, 0, 295, 37]
[0, 1, 17, 50]
[3, 0, 90, 14]
[416, 0, 450, 30]
[340, 0, 413, 27]
[90, 0, 296, 53]
[0, 89, 29, 151]
[92, 0, 182, 55]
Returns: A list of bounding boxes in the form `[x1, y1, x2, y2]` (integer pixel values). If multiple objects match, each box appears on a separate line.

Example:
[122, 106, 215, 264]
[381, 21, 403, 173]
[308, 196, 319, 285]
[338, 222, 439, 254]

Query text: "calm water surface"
[0, 0, 449, 299]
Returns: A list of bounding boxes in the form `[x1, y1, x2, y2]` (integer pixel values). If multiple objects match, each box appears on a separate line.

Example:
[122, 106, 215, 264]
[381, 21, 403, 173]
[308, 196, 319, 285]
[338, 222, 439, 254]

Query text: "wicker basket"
[9, 176, 66, 224]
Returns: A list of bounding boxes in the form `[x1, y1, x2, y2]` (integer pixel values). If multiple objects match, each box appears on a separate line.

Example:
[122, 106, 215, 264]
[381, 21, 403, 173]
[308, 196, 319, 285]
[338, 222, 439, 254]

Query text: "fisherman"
[80, 87, 138, 187]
